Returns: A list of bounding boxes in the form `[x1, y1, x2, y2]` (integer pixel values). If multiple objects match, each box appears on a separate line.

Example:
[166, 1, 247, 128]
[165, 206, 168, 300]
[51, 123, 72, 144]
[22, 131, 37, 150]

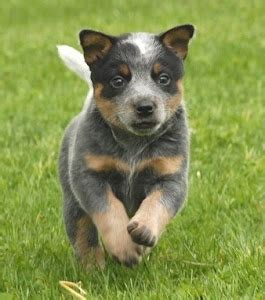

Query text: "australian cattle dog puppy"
[57, 24, 195, 269]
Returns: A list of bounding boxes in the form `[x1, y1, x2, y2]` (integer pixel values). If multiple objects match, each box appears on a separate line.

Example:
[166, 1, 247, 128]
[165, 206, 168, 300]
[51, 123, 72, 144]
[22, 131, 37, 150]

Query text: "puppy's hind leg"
[63, 190, 105, 270]
[59, 120, 105, 270]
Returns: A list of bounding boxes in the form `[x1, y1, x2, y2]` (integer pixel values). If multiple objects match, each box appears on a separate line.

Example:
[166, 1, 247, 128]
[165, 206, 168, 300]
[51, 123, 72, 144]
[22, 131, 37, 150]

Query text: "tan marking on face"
[153, 63, 161, 75]
[85, 154, 130, 173]
[167, 79, 184, 111]
[137, 155, 183, 175]
[119, 64, 130, 77]
[92, 189, 143, 264]
[82, 34, 113, 64]
[94, 83, 122, 127]
[94, 83, 104, 98]
[127, 190, 173, 246]
[75, 216, 105, 269]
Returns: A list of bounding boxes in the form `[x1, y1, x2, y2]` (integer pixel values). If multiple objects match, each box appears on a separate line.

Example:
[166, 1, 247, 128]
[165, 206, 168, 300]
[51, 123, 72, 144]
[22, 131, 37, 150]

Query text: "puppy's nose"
[135, 100, 155, 117]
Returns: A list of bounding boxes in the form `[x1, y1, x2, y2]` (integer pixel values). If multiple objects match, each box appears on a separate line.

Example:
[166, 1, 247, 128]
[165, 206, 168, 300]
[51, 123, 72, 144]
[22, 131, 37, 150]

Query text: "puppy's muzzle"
[131, 99, 159, 131]
[135, 99, 156, 118]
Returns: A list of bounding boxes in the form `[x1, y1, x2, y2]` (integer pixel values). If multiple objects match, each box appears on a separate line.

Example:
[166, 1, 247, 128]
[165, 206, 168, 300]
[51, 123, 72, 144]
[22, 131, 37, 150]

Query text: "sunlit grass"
[0, 0, 264, 298]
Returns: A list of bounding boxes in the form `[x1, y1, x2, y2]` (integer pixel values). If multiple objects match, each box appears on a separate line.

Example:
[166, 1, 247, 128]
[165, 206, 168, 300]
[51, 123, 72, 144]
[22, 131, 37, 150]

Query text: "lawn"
[0, 0, 264, 299]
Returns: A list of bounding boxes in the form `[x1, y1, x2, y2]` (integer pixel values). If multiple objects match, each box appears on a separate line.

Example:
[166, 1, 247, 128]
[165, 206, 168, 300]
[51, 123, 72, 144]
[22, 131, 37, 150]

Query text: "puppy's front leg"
[92, 188, 143, 267]
[71, 169, 142, 267]
[127, 174, 187, 248]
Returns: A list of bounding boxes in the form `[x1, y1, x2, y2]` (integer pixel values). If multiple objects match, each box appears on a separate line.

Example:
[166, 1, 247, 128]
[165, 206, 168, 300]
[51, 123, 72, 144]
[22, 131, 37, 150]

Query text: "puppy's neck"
[86, 104, 184, 159]
[110, 122, 171, 151]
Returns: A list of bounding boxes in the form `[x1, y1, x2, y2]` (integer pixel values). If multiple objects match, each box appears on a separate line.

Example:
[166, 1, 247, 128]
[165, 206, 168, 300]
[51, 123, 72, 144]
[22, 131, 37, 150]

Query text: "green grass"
[1, 0, 264, 299]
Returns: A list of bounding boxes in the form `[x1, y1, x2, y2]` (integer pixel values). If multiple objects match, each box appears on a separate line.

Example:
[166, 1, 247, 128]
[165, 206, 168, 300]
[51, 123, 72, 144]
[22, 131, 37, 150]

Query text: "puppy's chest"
[85, 153, 182, 179]
[108, 162, 152, 215]
[85, 152, 183, 214]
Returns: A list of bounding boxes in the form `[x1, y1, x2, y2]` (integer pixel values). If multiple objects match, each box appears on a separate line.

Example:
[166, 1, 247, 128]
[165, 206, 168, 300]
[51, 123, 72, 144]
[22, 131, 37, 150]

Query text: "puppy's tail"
[56, 45, 92, 89]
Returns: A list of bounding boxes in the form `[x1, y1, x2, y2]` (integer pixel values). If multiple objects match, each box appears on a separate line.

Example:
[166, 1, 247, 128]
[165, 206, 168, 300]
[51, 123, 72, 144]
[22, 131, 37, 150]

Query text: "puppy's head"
[80, 25, 195, 136]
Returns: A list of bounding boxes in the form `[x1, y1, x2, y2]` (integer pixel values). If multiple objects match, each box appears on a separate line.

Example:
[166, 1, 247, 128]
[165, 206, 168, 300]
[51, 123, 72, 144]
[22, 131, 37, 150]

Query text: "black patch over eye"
[110, 76, 126, 88]
[157, 73, 171, 86]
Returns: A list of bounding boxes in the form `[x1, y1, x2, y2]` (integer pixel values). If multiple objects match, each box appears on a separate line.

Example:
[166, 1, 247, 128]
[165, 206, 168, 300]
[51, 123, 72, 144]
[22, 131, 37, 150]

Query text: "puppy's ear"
[159, 24, 195, 60]
[79, 30, 116, 65]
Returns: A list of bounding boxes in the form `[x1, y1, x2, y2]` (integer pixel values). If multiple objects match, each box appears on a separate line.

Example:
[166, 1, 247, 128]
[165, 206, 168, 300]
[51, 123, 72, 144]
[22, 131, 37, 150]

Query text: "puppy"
[58, 24, 195, 269]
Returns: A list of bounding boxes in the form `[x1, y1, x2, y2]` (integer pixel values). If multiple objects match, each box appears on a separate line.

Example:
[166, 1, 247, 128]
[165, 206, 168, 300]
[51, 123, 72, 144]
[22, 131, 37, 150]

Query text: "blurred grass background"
[0, 0, 264, 299]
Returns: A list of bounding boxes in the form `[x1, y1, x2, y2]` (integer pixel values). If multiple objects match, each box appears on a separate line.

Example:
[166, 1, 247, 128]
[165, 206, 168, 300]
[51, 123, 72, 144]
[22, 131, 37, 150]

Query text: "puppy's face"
[80, 25, 194, 136]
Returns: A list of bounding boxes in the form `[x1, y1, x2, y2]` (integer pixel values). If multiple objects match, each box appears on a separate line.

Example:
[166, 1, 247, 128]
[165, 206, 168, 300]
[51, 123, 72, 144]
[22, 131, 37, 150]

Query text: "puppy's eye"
[157, 73, 171, 86]
[110, 76, 126, 88]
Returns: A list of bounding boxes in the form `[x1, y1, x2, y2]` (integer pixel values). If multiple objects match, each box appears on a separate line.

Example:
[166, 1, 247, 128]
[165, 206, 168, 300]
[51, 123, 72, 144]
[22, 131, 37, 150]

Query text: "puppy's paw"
[107, 233, 143, 267]
[79, 245, 106, 271]
[127, 220, 157, 247]
[112, 244, 143, 268]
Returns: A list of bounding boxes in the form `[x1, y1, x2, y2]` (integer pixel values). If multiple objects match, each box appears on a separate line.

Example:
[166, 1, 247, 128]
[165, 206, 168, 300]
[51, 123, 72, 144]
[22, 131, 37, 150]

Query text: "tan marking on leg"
[75, 217, 92, 258]
[81, 246, 106, 270]
[137, 155, 183, 175]
[75, 216, 105, 270]
[93, 246, 106, 270]
[119, 64, 130, 77]
[127, 190, 172, 247]
[167, 79, 184, 111]
[85, 154, 130, 173]
[92, 189, 143, 266]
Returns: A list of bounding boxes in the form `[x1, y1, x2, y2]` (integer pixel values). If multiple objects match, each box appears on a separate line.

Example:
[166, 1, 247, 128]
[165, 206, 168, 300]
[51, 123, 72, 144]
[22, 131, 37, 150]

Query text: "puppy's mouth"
[132, 121, 158, 130]
[128, 121, 161, 136]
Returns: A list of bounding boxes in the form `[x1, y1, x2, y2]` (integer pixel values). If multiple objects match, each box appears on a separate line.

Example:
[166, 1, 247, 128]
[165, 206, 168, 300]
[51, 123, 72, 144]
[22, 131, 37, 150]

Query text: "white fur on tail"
[57, 45, 92, 89]
[57, 45, 94, 110]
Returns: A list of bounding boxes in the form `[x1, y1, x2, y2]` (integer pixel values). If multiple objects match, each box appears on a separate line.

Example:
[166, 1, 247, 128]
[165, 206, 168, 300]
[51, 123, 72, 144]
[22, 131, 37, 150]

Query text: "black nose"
[136, 100, 155, 117]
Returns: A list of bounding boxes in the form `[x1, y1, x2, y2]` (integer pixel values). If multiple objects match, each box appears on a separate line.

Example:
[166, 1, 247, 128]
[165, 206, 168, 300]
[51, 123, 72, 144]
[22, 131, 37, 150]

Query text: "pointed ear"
[79, 30, 116, 65]
[159, 24, 195, 60]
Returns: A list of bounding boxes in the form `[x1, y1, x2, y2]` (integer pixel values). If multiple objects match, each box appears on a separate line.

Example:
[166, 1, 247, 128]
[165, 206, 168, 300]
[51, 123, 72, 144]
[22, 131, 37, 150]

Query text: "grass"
[0, 0, 264, 298]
